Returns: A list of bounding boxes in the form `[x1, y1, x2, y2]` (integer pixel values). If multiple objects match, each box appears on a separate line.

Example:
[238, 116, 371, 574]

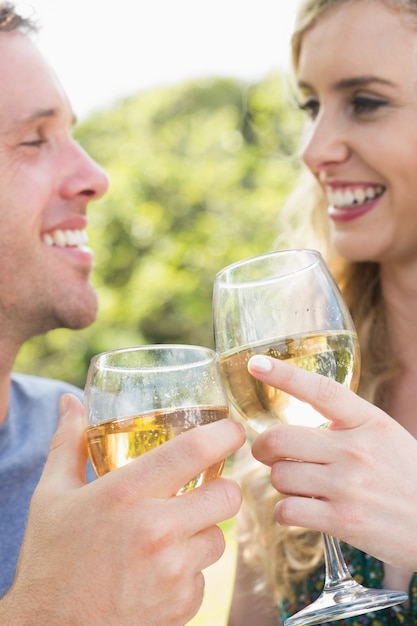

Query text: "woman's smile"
[296, 1, 417, 263]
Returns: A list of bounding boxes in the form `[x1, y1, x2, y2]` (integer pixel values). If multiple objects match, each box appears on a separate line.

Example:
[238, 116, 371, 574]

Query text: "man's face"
[0, 31, 109, 343]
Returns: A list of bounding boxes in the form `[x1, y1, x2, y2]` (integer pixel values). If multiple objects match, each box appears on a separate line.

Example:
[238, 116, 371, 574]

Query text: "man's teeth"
[327, 185, 384, 209]
[42, 229, 88, 248]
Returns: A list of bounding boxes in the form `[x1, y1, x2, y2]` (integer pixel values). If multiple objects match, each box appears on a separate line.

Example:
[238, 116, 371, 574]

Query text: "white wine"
[84, 405, 229, 493]
[220, 330, 360, 432]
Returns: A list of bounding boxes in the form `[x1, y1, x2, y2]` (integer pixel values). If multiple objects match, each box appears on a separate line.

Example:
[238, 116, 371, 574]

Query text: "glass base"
[284, 580, 408, 626]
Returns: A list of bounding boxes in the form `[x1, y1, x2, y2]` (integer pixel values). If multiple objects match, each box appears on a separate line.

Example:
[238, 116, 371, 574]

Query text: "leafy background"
[15, 72, 302, 386]
[14, 71, 302, 624]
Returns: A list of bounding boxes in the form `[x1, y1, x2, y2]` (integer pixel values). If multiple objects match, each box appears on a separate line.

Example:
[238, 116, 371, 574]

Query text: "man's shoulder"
[11, 372, 83, 402]
[5, 374, 84, 458]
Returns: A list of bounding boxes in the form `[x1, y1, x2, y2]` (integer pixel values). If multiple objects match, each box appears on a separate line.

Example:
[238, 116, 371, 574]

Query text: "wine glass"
[84, 344, 229, 493]
[213, 249, 407, 625]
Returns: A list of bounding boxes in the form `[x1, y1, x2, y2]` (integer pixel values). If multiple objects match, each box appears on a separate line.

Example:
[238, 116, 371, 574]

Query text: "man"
[0, 3, 245, 623]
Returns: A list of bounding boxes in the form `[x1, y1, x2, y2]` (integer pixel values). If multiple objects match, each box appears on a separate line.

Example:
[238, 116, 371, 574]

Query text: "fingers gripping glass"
[213, 249, 407, 625]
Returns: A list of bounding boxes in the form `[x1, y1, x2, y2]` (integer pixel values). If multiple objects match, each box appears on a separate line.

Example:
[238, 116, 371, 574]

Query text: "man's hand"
[1, 394, 245, 626]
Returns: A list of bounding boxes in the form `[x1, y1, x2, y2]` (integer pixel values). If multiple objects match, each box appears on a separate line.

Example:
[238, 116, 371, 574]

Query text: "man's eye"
[20, 139, 45, 147]
[351, 96, 388, 115]
[298, 98, 320, 119]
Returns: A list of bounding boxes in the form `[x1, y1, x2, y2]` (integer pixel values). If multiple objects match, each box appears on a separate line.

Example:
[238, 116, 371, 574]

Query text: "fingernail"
[248, 355, 273, 373]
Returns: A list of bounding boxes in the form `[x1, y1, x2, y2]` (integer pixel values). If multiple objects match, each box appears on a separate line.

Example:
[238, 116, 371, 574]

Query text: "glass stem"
[322, 533, 355, 590]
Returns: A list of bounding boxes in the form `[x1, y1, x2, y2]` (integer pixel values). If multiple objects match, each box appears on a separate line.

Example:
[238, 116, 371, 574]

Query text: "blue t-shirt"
[0, 373, 85, 597]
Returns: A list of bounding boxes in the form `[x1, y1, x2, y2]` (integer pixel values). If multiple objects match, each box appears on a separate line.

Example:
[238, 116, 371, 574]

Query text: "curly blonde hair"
[237, 0, 410, 606]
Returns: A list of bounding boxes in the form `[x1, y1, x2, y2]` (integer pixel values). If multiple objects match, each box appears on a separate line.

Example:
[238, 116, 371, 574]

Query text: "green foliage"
[15, 72, 303, 388]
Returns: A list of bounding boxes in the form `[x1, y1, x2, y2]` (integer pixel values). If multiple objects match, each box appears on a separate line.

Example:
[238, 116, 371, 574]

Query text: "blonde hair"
[237, 0, 410, 606]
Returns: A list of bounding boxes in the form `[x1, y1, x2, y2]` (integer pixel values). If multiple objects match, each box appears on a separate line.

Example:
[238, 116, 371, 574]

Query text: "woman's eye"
[298, 98, 320, 119]
[351, 96, 388, 115]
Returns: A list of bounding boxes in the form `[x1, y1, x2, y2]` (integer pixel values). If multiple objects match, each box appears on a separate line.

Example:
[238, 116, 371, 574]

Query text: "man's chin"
[54, 296, 99, 332]
[65, 307, 99, 331]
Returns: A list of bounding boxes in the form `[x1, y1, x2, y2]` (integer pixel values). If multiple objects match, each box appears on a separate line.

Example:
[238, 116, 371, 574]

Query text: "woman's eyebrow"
[297, 75, 395, 93]
[332, 75, 395, 90]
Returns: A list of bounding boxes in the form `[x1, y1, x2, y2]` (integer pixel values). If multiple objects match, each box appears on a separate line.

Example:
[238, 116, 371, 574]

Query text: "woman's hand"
[248, 354, 417, 571]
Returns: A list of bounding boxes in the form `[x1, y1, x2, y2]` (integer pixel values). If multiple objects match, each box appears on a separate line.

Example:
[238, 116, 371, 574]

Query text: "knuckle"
[208, 478, 242, 519]
[253, 426, 285, 463]
[332, 501, 364, 539]
[168, 573, 205, 625]
[265, 427, 283, 454]
[317, 375, 339, 404]
[99, 475, 140, 510]
[205, 524, 226, 562]
[220, 479, 243, 515]
[270, 460, 289, 492]
[345, 439, 374, 470]
[143, 516, 179, 555]
[181, 426, 218, 466]
[48, 427, 67, 454]
[274, 498, 293, 525]
[162, 551, 188, 584]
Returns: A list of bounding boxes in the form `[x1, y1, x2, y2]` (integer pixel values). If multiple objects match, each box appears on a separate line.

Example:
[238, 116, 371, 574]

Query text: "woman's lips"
[325, 184, 385, 222]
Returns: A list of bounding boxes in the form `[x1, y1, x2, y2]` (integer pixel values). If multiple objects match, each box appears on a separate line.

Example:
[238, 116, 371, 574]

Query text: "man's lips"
[42, 229, 89, 248]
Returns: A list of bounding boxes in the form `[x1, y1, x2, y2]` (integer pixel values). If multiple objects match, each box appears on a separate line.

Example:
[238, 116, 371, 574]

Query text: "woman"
[229, 1, 417, 624]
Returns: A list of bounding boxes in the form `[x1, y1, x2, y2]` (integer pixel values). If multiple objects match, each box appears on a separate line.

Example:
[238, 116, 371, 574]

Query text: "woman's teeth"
[42, 229, 88, 248]
[326, 185, 384, 209]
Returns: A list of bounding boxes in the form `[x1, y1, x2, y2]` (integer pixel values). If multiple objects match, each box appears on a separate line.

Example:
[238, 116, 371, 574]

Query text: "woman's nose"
[301, 113, 351, 175]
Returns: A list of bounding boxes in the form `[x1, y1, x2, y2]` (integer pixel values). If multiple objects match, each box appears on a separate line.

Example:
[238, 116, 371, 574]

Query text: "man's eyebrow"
[9, 107, 77, 130]
[11, 108, 57, 127]
[297, 75, 395, 93]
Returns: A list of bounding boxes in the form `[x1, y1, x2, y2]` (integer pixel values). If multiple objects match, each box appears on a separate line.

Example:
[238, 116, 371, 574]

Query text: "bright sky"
[16, 0, 298, 120]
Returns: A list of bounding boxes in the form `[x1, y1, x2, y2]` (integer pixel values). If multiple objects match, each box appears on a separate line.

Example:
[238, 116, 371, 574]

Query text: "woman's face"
[297, 0, 417, 266]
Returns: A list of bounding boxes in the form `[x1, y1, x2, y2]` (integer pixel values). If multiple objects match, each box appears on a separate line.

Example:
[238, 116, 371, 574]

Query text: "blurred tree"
[14, 73, 303, 387]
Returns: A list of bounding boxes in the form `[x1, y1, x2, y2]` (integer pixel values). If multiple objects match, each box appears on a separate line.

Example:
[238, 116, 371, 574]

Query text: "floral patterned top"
[279, 544, 416, 625]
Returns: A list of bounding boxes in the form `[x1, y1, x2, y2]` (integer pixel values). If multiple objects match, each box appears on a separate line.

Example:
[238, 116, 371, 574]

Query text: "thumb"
[40, 393, 89, 489]
[248, 354, 374, 430]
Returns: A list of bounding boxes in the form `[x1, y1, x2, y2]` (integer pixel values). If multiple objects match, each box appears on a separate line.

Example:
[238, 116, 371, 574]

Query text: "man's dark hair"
[0, 1, 37, 33]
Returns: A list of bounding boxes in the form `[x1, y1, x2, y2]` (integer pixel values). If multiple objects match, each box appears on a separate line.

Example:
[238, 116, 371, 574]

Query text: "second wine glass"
[213, 249, 407, 625]
[84, 344, 229, 493]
